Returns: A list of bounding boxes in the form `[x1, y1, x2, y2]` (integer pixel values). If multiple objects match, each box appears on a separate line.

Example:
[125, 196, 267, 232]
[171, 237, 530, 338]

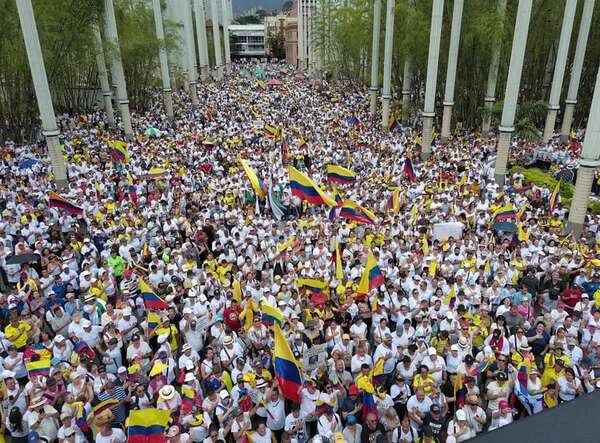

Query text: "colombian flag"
[73, 340, 96, 359]
[273, 324, 302, 403]
[108, 140, 128, 163]
[288, 166, 336, 206]
[358, 251, 384, 295]
[128, 408, 171, 443]
[326, 165, 357, 185]
[339, 199, 377, 225]
[93, 398, 119, 416]
[48, 192, 83, 216]
[239, 158, 267, 199]
[403, 158, 416, 182]
[297, 278, 328, 295]
[181, 385, 195, 414]
[333, 239, 343, 280]
[388, 115, 399, 131]
[492, 204, 516, 222]
[26, 359, 51, 378]
[386, 189, 400, 214]
[264, 123, 281, 139]
[147, 168, 168, 179]
[261, 302, 284, 326]
[147, 311, 161, 336]
[139, 280, 169, 310]
[332, 187, 344, 206]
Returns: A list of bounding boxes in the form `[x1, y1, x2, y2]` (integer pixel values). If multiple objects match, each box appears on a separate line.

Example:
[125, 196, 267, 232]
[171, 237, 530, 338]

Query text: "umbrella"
[19, 159, 40, 170]
[267, 79, 282, 86]
[254, 68, 265, 78]
[294, 74, 305, 81]
[145, 127, 160, 137]
[493, 221, 517, 233]
[555, 168, 575, 183]
[310, 79, 321, 87]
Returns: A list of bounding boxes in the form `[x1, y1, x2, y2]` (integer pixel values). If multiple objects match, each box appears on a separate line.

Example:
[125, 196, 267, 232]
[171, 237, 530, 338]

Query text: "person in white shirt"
[421, 348, 446, 385]
[566, 338, 583, 366]
[316, 407, 342, 440]
[249, 423, 272, 443]
[284, 404, 307, 443]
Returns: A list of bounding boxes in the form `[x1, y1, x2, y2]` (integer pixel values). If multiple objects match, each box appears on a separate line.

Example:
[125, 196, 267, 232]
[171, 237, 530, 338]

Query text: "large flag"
[358, 251, 384, 295]
[108, 140, 129, 163]
[288, 166, 336, 206]
[549, 179, 561, 213]
[339, 199, 377, 225]
[139, 280, 169, 310]
[128, 408, 171, 443]
[403, 158, 416, 182]
[334, 239, 343, 280]
[240, 158, 267, 199]
[267, 177, 285, 220]
[492, 204, 516, 222]
[514, 364, 544, 415]
[261, 302, 284, 326]
[146, 168, 168, 179]
[25, 359, 51, 378]
[326, 165, 357, 185]
[356, 375, 377, 420]
[48, 192, 83, 216]
[273, 324, 302, 403]
[388, 115, 399, 131]
[147, 311, 161, 336]
[386, 189, 400, 214]
[297, 278, 328, 295]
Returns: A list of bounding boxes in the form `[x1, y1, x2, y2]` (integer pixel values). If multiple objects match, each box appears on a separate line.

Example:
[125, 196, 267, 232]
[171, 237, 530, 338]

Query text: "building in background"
[229, 24, 266, 57]
[265, 13, 297, 60]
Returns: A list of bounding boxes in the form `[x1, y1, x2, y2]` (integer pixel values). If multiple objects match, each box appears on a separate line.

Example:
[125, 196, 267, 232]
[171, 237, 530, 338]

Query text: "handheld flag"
[147, 311, 161, 336]
[358, 251, 384, 295]
[139, 280, 169, 310]
[297, 278, 328, 295]
[339, 199, 377, 225]
[388, 115, 399, 131]
[25, 359, 51, 378]
[108, 140, 128, 163]
[326, 165, 357, 185]
[549, 180, 561, 213]
[239, 158, 267, 199]
[146, 168, 168, 179]
[127, 408, 171, 443]
[261, 302, 284, 326]
[288, 166, 337, 206]
[48, 192, 83, 216]
[273, 324, 302, 403]
[334, 239, 343, 280]
[93, 398, 119, 416]
[403, 158, 416, 182]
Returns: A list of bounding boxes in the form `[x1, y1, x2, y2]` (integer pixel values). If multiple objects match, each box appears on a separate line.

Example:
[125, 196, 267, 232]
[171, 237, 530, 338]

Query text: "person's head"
[256, 423, 267, 436]
[415, 387, 425, 401]
[365, 412, 378, 430]
[346, 414, 357, 427]
[430, 404, 441, 418]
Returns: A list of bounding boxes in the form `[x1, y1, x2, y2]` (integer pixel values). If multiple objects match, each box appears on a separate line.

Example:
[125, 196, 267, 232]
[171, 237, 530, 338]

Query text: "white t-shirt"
[266, 398, 286, 430]
[250, 429, 272, 443]
[95, 428, 126, 443]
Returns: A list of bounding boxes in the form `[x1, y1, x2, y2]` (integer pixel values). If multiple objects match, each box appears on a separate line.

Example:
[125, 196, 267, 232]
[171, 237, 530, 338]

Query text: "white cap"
[450, 344, 459, 352]
[219, 390, 230, 400]
[122, 307, 132, 316]
[81, 319, 92, 328]
[446, 311, 454, 319]
[183, 307, 193, 314]
[118, 366, 127, 374]
[456, 409, 467, 421]
[428, 347, 437, 356]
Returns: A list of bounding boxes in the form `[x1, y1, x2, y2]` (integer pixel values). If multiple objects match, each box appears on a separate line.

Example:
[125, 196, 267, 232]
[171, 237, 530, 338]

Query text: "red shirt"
[224, 306, 241, 332]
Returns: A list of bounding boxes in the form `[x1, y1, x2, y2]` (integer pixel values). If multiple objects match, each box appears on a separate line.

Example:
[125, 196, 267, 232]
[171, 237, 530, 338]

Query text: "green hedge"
[509, 166, 600, 215]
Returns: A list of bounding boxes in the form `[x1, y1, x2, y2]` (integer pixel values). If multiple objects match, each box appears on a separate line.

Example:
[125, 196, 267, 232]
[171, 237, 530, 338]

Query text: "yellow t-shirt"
[5, 321, 31, 349]
[413, 374, 436, 394]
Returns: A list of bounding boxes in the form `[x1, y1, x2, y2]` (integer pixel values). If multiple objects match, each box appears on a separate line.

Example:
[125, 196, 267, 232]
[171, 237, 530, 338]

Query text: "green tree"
[481, 100, 548, 141]
[267, 31, 285, 59]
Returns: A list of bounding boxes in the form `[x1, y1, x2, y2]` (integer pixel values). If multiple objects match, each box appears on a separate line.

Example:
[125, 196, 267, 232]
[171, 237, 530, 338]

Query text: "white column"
[221, 0, 231, 74]
[542, 0, 577, 142]
[15, 0, 67, 188]
[92, 24, 115, 127]
[482, 0, 507, 135]
[401, 59, 412, 123]
[440, 0, 463, 142]
[152, 0, 174, 120]
[166, 0, 186, 87]
[307, 2, 313, 75]
[297, 0, 306, 69]
[182, 0, 199, 104]
[369, 0, 382, 116]
[568, 63, 600, 236]
[381, 0, 395, 131]
[194, 0, 210, 81]
[104, 0, 133, 140]
[211, 0, 223, 80]
[561, 0, 595, 140]
[421, 0, 444, 158]
[494, 0, 533, 185]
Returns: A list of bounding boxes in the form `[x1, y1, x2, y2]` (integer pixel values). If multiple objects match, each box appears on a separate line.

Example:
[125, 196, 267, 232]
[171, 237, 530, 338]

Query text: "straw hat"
[29, 397, 47, 410]
[94, 411, 113, 426]
[159, 385, 176, 401]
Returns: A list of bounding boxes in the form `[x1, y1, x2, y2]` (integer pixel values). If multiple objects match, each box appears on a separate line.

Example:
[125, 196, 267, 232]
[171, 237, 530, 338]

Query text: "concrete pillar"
[152, 0, 174, 121]
[543, 0, 577, 142]
[307, 2, 314, 75]
[494, 0, 533, 186]
[92, 24, 115, 127]
[194, 0, 210, 81]
[440, 0, 463, 143]
[104, 0, 134, 140]
[401, 59, 412, 123]
[369, 0, 382, 116]
[166, 0, 186, 87]
[421, 0, 444, 158]
[568, 64, 600, 236]
[482, 0, 507, 135]
[561, 0, 595, 140]
[16, 0, 67, 188]
[297, 0, 306, 69]
[182, 0, 199, 104]
[222, 0, 231, 74]
[210, 0, 223, 80]
[381, 0, 395, 131]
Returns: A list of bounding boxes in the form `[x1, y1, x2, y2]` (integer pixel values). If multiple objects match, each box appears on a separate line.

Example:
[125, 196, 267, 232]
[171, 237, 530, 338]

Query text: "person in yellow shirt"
[412, 365, 436, 395]
[4, 316, 32, 351]
[541, 357, 566, 387]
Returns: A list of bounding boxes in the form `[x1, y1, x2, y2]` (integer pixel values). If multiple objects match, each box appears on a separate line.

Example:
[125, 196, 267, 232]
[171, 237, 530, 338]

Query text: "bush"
[509, 166, 600, 215]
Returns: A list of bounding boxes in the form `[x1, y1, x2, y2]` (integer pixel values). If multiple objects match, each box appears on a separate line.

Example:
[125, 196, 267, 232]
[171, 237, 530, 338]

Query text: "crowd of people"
[0, 60, 600, 443]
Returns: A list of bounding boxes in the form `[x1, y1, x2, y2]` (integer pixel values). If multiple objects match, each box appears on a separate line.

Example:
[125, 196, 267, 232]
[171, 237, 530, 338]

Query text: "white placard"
[432, 222, 464, 241]
[302, 343, 328, 371]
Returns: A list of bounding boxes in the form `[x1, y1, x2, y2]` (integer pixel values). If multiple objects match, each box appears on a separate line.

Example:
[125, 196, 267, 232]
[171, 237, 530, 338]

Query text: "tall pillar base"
[164, 88, 174, 121]
[103, 92, 115, 127]
[369, 87, 378, 116]
[119, 100, 133, 140]
[567, 163, 597, 238]
[44, 129, 68, 188]
[494, 127, 514, 186]
[225, 63, 231, 75]
[482, 97, 494, 136]
[214, 66, 223, 81]
[421, 114, 434, 159]
[382, 95, 391, 131]
[200, 65, 209, 82]
[543, 107, 559, 142]
[440, 103, 453, 143]
[190, 81, 198, 105]
[560, 100, 576, 140]
[401, 92, 410, 123]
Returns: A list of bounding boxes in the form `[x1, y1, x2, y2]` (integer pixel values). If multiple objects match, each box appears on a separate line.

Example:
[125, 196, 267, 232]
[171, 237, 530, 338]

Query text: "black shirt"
[422, 412, 447, 437]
